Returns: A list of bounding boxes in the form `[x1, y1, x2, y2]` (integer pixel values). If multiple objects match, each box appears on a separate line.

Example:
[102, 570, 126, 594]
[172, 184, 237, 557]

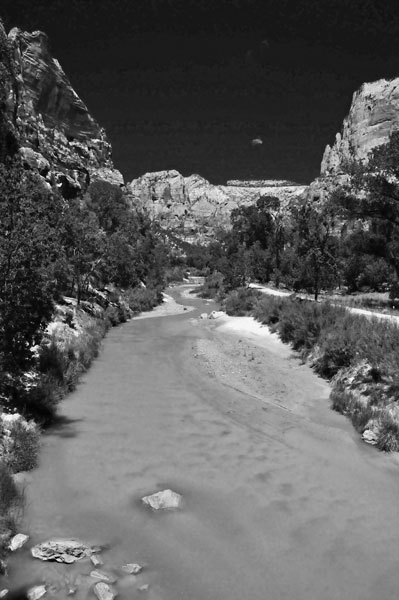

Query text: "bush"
[224, 287, 261, 316]
[1, 417, 40, 473]
[376, 415, 399, 452]
[0, 463, 20, 514]
[126, 286, 162, 314]
[197, 271, 225, 299]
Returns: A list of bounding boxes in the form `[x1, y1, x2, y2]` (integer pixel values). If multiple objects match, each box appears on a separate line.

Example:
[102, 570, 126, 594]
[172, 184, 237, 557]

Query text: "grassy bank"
[222, 288, 399, 451]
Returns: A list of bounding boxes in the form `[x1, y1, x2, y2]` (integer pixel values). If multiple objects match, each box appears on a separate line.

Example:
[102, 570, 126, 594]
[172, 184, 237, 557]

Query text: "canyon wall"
[0, 23, 123, 196]
[309, 76, 399, 201]
[128, 170, 306, 242]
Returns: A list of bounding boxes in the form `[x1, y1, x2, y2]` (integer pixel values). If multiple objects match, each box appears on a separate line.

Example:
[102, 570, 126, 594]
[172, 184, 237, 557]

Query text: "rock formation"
[309, 76, 399, 202]
[321, 78, 399, 176]
[128, 170, 306, 242]
[0, 22, 123, 196]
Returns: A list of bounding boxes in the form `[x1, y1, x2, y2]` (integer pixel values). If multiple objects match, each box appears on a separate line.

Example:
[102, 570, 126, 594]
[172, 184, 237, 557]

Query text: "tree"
[291, 202, 339, 300]
[60, 200, 105, 303]
[0, 160, 63, 371]
[230, 195, 286, 285]
[331, 131, 399, 290]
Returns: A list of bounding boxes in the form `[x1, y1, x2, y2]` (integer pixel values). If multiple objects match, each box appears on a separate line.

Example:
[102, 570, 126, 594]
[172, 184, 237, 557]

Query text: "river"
[4, 286, 399, 599]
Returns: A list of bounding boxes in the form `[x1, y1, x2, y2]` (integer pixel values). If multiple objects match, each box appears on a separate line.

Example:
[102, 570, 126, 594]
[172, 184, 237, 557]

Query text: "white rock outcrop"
[321, 77, 399, 176]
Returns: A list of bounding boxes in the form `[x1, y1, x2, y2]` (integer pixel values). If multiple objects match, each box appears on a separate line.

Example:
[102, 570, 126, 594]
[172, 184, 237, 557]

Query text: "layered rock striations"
[128, 169, 306, 242]
[0, 23, 123, 195]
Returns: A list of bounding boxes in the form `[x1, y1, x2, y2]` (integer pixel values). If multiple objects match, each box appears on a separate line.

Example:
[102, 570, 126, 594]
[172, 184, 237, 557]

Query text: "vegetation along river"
[5, 285, 399, 599]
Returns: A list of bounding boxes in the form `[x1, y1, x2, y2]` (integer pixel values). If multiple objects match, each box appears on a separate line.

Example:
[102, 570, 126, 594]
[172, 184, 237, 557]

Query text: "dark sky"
[2, 0, 399, 184]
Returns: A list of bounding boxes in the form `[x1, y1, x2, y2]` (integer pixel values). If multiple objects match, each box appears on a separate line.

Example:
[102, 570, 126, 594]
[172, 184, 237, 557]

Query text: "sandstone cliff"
[307, 77, 399, 202]
[0, 23, 123, 195]
[321, 78, 399, 176]
[128, 170, 306, 242]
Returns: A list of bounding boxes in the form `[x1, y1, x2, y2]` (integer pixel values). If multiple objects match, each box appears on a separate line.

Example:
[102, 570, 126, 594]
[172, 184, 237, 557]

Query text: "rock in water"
[9, 533, 29, 551]
[91, 554, 104, 566]
[27, 586, 46, 600]
[142, 489, 182, 510]
[31, 539, 92, 563]
[90, 570, 117, 583]
[93, 582, 116, 600]
[121, 563, 143, 574]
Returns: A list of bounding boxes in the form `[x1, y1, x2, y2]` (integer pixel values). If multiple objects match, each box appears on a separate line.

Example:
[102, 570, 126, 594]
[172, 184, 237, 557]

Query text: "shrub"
[376, 415, 399, 452]
[197, 271, 225, 299]
[1, 417, 40, 473]
[330, 387, 353, 414]
[0, 463, 20, 514]
[224, 287, 261, 316]
[252, 295, 286, 325]
[126, 286, 162, 314]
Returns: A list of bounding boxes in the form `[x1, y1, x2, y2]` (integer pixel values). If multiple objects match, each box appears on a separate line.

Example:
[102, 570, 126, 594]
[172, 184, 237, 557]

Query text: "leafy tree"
[59, 200, 105, 303]
[0, 160, 63, 371]
[331, 131, 399, 292]
[86, 180, 127, 234]
[290, 202, 339, 300]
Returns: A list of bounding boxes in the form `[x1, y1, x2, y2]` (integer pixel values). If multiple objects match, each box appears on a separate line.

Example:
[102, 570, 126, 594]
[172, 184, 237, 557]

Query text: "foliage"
[1, 417, 40, 473]
[224, 287, 261, 316]
[331, 130, 399, 292]
[0, 160, 63, 373]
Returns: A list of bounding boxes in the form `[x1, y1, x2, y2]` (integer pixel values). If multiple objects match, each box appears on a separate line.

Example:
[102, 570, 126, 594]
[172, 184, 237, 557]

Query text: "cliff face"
[321, 78, 399, 176]
[128, 170, 306, 242]
[0, 24, 123, 195]
[307, 77, 399, 202]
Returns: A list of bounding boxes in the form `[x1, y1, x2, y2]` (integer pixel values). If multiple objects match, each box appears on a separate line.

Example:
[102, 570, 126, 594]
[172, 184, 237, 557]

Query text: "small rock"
[0, 590, 8, 598]
[142, 489, 182, 510]
[91, 554, 104, 566]
[139, 585, 149, 592]
[27, 586, 46, 600]
[362, 429, 378, 445]
[200, 313, 208, 320]
[93, 582, 116, 600]
[90, 570, 117, 584]
[121, 563, 143, 574]
[9, 533, 29, 551]
[208, 310, 224, 319]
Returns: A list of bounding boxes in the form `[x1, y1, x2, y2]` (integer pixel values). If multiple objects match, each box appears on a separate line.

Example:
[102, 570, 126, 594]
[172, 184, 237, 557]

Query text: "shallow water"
[4, 287, 399, 599]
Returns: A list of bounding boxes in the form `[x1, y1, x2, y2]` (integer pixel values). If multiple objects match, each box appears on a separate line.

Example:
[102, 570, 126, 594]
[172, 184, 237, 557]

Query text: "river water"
[4, 287, 399, 599]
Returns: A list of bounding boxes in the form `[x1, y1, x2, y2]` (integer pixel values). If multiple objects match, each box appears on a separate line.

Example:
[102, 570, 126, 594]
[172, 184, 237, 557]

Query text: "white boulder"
[27, 586, 46, 600]
[9, 533, 29, 551]
[142, 489, 182, 510]
[93, 582, 117, 600]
